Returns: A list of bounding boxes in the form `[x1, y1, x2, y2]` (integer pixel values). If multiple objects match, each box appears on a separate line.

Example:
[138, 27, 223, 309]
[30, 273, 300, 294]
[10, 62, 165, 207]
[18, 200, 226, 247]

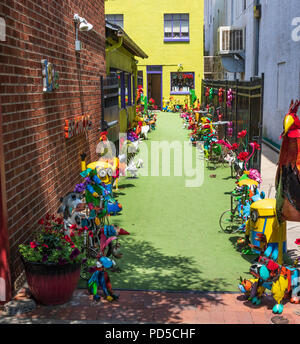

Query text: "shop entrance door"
[147, 66, 162, 109]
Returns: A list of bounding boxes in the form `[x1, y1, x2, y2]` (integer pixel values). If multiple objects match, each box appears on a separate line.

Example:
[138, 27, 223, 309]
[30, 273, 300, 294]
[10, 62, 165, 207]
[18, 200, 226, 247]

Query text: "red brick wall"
[0, 0, 106, 292]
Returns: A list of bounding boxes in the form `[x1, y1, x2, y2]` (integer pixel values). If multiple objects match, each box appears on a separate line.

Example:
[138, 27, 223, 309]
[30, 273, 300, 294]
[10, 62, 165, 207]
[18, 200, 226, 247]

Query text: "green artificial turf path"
[109, 112, 252, 291]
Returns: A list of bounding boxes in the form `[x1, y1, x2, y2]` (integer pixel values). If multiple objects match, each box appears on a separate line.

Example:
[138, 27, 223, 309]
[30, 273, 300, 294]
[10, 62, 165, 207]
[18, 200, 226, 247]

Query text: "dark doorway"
[147, 66, 162, 109]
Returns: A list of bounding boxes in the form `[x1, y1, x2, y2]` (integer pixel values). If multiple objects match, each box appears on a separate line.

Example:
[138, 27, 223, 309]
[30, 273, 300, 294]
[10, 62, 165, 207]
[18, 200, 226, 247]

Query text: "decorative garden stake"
[227, 88, 233, 108]
[218, 88, 224, 104]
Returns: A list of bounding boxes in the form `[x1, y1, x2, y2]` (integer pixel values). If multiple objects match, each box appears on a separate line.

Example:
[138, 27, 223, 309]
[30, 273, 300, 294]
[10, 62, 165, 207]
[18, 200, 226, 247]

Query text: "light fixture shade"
[79, 20, 93, 32]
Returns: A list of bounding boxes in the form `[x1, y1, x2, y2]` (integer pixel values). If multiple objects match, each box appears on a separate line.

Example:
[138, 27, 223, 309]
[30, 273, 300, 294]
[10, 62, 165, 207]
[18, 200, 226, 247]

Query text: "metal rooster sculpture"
[275, 100, 300, 222]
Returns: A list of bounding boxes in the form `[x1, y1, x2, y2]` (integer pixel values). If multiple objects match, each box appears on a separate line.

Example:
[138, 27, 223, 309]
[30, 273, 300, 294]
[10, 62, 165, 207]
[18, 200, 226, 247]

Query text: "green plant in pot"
[19, 214, 88, 306]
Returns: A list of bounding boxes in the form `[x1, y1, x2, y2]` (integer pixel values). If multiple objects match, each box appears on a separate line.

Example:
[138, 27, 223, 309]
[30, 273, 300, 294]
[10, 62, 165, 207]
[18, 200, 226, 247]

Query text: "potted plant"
[19, 214, 87, 305]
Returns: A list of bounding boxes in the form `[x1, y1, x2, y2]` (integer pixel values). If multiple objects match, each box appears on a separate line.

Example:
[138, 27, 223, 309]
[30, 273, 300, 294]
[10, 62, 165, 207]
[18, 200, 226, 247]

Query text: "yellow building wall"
[105, 0, 204, 107]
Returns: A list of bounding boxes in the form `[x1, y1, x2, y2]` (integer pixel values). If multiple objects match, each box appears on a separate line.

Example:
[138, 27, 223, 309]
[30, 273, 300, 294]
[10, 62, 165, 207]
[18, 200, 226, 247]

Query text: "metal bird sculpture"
[275, 100, 300, 222]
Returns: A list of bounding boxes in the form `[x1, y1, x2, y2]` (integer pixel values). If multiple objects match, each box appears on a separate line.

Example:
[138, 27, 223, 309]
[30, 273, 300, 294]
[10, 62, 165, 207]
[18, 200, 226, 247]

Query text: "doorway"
[147, 66, 162, 109]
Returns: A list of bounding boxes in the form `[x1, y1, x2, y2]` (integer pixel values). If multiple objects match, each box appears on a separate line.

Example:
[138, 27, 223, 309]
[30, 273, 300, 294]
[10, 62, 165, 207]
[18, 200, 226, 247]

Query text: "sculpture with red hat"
[87, 225, 129, 302]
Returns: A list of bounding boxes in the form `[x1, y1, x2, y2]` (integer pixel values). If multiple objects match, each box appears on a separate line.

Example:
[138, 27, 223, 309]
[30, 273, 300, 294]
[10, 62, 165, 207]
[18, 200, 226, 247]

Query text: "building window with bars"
[105, 14, 124, 29]
[170, 72, 194, 94]
[164, 14, 189, 42]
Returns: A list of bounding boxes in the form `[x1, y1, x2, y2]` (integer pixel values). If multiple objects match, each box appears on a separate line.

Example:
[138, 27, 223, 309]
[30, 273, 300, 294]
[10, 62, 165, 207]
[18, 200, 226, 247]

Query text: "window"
[105, 14, 124, 29]
[170, 72, 194, 94]
[137, 70, 143, 87]
[164, 14, 189, 41]
[125, 73, 132, 106]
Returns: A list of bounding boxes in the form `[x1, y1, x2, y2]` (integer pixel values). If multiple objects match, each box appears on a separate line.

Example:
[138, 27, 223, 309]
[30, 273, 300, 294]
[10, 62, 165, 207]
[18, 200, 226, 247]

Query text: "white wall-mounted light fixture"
[73, 14, 94, 51]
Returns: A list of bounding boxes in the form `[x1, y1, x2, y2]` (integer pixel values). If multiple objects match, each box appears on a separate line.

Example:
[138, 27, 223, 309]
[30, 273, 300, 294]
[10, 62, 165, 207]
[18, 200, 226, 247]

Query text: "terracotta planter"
[21, 258, 81, 306]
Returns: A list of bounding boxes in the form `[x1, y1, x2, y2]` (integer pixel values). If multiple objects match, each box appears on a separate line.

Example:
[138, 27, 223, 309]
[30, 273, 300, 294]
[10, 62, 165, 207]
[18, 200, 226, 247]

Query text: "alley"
[1, 0, 300, 328]
[109, 112, 250, 292]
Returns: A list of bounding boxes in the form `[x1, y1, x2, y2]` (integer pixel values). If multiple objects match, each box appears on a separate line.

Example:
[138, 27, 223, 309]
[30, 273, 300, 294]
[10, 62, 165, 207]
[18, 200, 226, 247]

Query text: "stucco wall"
[259, 0, 300, 146]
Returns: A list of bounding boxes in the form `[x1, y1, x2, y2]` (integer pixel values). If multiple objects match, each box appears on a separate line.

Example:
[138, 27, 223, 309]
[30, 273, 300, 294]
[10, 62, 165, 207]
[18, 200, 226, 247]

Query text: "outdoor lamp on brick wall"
[73, 14, 94, 51]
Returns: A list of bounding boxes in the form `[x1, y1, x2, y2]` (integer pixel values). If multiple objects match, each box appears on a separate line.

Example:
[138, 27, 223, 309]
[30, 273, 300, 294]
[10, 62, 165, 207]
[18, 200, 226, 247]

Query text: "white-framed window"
[170, 72, 194, 94]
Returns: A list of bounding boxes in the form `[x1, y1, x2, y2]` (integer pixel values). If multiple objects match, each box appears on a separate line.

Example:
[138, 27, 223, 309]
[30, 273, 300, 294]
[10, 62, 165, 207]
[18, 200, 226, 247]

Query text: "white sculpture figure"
[140, 125, 150, 140]
[136, 159, 144, 169]
[125, 159, 144, 178]
[126, 160, 138, 178]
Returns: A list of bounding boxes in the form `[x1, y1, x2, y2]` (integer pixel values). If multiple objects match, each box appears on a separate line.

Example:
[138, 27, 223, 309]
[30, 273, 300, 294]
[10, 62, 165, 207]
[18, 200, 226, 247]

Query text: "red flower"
[55, 217, 63, 225]
[237, 151, 249, 161]
[64, 235, 71, 243]
[70, 224, 77, 230]
[30, 241, 38, 249]
[88, 231, 93, 238]
[238, 130, 247, 138]
[251, 142, 261, 150]
[295, 239, 300, 245]
[42, 244, 49, 248]
[230, 143, 239, 151]
[38, 218, 45, 225]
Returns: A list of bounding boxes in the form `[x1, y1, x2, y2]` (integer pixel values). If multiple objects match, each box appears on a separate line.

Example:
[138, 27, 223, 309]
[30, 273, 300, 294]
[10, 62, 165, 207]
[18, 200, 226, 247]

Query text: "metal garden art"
[18, 86, 158, 305]
[238, 99, 300, 315]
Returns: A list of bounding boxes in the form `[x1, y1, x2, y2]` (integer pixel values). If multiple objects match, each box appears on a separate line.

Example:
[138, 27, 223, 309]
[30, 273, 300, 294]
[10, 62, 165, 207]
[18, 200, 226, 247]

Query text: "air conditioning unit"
[218, 26, 245, 55]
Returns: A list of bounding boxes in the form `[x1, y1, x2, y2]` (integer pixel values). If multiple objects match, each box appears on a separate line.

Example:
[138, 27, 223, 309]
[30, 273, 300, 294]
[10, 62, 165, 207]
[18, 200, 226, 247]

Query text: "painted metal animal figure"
[88, 256, 119, 302]
[57, 192, 86, 234]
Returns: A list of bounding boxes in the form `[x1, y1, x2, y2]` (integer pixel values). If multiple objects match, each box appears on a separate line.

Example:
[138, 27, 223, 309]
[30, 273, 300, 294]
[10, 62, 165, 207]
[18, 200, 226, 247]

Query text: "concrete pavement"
[260, 143, 300, 261]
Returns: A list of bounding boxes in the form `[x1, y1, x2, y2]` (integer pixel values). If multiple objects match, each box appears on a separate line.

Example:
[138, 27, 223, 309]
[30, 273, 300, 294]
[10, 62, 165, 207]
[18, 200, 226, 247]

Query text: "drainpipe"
[254, 0, 261, 76]
[105, 35, 124, 75]
[105, 36, 124, 54]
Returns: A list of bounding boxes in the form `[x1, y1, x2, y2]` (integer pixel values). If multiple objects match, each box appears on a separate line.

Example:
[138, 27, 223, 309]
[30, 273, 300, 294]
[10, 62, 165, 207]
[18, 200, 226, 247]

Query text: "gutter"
[105, 35, 124, 54]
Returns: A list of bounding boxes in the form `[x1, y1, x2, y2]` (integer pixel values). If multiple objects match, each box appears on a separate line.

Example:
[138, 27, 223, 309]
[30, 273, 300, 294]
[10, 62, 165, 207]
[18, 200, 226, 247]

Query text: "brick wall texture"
[0, 0, 106, 293]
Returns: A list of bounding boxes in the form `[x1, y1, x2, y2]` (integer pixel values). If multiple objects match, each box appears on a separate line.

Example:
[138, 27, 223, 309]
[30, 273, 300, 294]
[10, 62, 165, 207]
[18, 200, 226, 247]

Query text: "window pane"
[180, 14, 189, 20]
[164, 20, 172, 37]
[137, 70, 143, 87]
[164, 14, 172, 20]
[173, 20, 180, 38]
[181, 20, 189, 33]
[116, 20, 123, 29]
[173, 14, 180, 20]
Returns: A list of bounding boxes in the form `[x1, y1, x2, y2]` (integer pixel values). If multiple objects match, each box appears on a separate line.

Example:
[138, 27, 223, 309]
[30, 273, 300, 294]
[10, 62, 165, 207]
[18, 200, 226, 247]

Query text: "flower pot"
[21, 258, 81, 306]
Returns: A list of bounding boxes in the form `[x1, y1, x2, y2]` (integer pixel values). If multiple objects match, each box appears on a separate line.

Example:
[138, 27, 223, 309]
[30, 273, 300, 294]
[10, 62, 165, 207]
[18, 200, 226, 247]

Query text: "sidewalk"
[1, 288, 300, 324]
[260, 143, 300, 260]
